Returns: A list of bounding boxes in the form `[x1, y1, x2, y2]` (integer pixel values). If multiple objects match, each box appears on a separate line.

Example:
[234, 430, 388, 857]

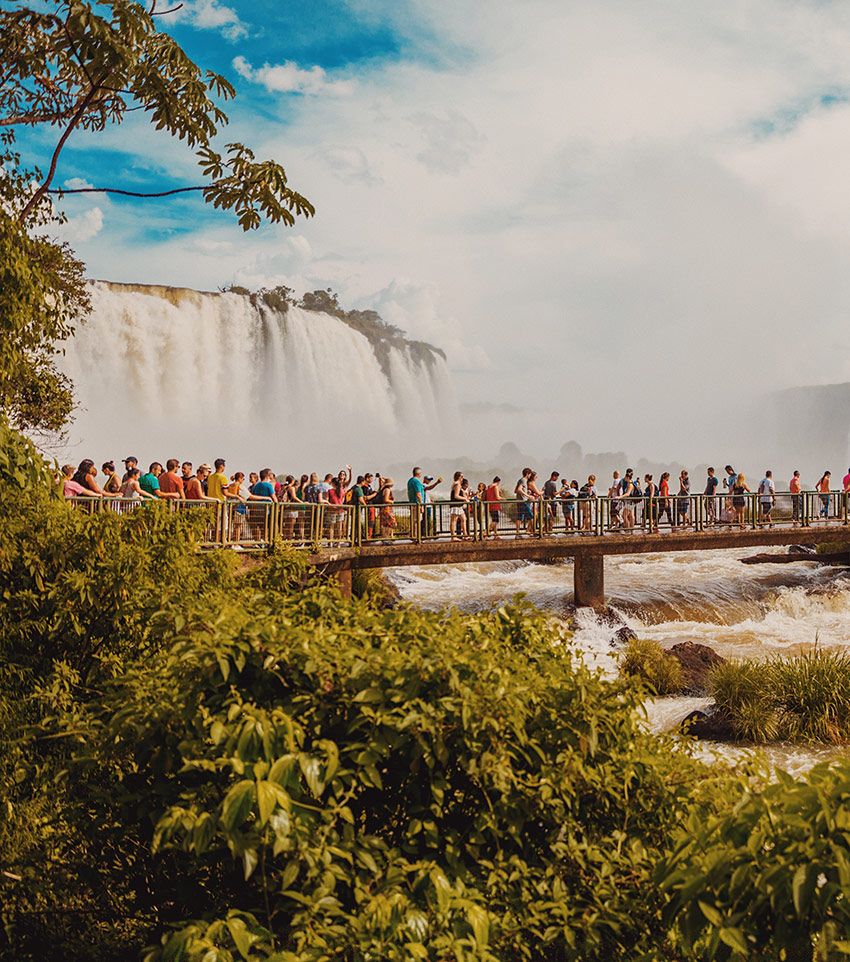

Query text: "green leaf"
[256, 779, 276, 826]
[221, 779, 254, 830]
[698, 901, 723, 926]
[226, 915, 252, 959]
[718, 926, 749, 956]
[793, 864, 812, 918]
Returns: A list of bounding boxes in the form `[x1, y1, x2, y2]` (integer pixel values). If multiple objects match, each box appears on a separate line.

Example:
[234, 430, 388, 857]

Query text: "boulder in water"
[680, 708, 736, 741]
[788, 544, 817, 556]
[610, 625, 637, 647]
[667, 642, 725, 695]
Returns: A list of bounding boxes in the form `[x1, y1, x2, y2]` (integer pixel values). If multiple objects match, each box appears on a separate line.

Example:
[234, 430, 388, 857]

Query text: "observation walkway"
[69, 490, 850, 607]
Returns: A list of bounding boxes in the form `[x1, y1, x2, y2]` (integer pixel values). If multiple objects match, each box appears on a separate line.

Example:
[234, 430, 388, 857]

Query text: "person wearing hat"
[121, 456, 138, 483]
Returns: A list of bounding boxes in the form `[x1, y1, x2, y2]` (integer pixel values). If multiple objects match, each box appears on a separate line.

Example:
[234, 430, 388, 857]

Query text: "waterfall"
[57, 281, 457, 467]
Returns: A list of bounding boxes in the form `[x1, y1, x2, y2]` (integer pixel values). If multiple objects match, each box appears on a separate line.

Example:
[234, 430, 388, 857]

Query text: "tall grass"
[619, 638, 684, 696]
[708, 649, 850, 743]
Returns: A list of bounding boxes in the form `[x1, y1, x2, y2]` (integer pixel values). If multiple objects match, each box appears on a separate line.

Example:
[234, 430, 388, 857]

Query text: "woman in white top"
[119, 468, 156, 503]
[449, 471, 470, 540]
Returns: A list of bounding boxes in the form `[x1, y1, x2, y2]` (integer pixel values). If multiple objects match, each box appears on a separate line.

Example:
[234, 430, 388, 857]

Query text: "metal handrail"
[65, 490, 850, 549]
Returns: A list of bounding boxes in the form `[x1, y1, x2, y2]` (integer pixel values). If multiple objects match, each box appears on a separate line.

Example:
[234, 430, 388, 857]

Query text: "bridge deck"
[311, 524, 827, 570]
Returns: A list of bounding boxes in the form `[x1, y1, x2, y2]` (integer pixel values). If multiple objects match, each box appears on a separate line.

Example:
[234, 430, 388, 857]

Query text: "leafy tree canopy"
[0, 0, 313, 434]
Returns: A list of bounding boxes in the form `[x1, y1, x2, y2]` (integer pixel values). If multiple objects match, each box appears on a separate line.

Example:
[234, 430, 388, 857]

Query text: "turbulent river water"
[387, 549, 850, 775]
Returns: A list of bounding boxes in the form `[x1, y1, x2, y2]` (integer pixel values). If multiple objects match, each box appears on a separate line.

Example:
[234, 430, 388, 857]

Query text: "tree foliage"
[2, 0, 314, 229]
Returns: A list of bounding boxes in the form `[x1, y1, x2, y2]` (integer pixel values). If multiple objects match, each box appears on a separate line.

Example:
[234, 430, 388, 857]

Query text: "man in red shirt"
[158, 458, 185, 498]
[843, 468, 850, 493]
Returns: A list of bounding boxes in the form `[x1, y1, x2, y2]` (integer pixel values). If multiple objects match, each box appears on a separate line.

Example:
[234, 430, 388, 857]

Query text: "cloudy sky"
[34, 0, 850, 461]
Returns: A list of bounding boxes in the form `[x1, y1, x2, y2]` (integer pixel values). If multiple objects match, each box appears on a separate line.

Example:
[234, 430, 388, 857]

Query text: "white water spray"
[58, 281, 457, 467]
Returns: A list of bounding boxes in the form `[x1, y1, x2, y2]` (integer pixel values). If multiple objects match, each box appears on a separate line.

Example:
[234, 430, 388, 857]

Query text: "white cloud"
[233, 56, 355, 96]
[61, 206, 104, 242]
[71, 0, 850, 463]
[63, 176, 94, 190]
[171, 0, 247, 41]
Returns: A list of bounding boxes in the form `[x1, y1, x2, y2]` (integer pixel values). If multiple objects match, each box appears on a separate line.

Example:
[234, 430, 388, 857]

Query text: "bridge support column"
[329, 564, 352, 599]
[574, 554, 604, 609]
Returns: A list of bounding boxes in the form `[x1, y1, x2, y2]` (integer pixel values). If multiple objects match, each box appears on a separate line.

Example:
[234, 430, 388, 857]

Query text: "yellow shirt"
[207, 471, 229, 501]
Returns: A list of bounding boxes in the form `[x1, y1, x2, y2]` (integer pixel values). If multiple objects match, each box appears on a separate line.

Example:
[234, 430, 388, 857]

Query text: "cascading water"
[58, 281, 457, 466]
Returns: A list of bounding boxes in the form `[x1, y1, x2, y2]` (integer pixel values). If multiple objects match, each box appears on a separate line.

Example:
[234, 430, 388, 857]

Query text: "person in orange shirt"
[158, 458, 185, 498]
[789, 470, 802, 525]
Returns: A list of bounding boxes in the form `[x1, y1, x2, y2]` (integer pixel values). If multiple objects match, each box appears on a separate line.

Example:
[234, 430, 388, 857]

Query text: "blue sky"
[23, 0, 850, 459]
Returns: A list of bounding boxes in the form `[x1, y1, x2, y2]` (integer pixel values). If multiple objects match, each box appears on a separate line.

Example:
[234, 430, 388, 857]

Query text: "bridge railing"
[65, 490, 850, 548]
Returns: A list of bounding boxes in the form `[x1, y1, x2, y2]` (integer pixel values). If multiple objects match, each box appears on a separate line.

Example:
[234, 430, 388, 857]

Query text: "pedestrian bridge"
[70, 490, 850, 607]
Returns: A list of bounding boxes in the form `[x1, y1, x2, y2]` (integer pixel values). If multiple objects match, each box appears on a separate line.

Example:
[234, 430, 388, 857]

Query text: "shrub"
[619, 638, 684, 695]
[709, 660, 779, 742]
[708, 651, 850, 743]
[659, 760, 850, 962]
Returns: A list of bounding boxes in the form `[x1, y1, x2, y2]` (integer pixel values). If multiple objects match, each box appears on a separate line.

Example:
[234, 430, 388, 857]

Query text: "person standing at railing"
[181, 462, 194, 489]
[644, 474, 659, 533]
[514, 468, 534, 537]
[731, 473, 750, 529]
[207, 459, 230, 502]
[377, 477, 396, 538]
[560, 478, 578, 530]
[677, 470, 691, 529]
[620, 470, 638, 532]
[758, 471, 776, 527]
[704, 467, 718, 526]
[608, 471, 622, 529]
[449, 472, 470, 541]
[102, 462, 122, 494]
[485, 476, 503, 538]
[121, 456, 139, 483]
[658, 472, 673, 529]
[579, 475, 597, 531]
[528, 471, 544, 531]
[61, 463, 99, 498]
[138, 463, 179, 500]
[543, 471, 560, 534]
[73, 459, 118, 498]
[159, 459, 186, 499]
[326, 473, 348, 544]
[120, 467, 157, 502]
[184, 464, 217, 502]
[722, 465, 737, 525]
[789, 470, 802, 525]
[407, 467, 440, 539]
[816, 471, 831, 520]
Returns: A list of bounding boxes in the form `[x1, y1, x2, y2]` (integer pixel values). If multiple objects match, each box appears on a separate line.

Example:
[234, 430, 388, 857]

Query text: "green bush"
[619, 638, 684, 695]
[709, 652, 850, 743]
[659, 762, 850, 962]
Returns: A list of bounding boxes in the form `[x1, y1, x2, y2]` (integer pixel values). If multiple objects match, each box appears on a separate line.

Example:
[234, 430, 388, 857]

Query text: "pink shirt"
[63, 480, 88, 498]
[843, 473, 850, 492]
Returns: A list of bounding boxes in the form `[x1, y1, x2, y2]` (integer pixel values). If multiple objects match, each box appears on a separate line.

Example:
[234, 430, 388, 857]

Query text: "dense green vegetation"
[4, 421, 850, 960]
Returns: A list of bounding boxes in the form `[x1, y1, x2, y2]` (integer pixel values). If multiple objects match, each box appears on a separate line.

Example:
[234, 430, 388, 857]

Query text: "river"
[387, 549, 850, 775]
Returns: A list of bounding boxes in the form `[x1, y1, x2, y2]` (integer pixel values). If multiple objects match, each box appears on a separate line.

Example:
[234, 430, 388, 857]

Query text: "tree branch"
[18, 81, 103, 223]
[48, 185, 206, 198]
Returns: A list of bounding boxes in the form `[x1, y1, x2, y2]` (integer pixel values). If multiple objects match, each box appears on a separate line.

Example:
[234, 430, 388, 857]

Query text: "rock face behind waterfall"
[58, 281, 457, 465]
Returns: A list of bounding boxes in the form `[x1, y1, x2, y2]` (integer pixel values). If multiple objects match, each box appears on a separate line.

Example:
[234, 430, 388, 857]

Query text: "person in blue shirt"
[407, 467, 440, 537]
[252, 468, 277, 501]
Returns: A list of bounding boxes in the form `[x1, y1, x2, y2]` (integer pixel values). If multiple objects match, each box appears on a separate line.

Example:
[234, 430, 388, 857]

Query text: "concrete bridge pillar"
[329, 564, 352, 599]
[574, 554, 604, 609]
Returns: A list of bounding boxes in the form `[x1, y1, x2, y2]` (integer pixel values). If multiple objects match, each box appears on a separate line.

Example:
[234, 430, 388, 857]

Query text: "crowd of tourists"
[60, 456, 850, 540]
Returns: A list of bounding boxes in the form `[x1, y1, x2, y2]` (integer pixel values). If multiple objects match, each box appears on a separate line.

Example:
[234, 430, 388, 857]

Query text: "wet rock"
[610, 625, 637, 647]
[595, 606, 627, 628]
[680, 708, 736, 741]
[788, 544, 817, 556]
[667, 642, 725, 695]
